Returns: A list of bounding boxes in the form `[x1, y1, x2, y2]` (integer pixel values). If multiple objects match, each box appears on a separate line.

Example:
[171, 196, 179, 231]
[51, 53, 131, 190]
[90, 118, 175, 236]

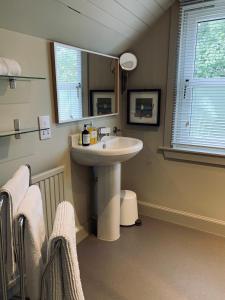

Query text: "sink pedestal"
[71, 134, 143, 242]
[94, 163, 121, 241]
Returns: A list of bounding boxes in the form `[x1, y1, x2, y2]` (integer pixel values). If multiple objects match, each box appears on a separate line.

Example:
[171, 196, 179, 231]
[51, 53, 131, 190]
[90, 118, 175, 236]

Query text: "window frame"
[161, 0, 225, 166]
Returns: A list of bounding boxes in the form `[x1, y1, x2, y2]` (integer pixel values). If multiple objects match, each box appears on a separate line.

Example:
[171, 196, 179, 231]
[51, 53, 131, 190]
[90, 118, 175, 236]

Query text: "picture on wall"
[90, 90, 116, 116]
[127, 89, 160, 126]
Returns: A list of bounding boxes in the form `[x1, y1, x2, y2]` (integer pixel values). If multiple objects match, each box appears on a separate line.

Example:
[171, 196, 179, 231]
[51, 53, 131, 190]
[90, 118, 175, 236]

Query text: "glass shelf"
[0, 128, 49, 138]
[0, 75, 46, 88]
[0, 75, 46, 80]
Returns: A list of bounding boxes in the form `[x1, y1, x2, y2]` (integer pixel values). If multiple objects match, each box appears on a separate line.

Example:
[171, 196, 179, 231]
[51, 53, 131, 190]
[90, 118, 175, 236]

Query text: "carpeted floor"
[77, 217, 225, 300]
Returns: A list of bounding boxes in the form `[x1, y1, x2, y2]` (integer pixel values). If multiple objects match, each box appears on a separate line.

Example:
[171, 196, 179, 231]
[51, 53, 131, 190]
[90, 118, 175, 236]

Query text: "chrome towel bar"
[0, 164, 31, 300]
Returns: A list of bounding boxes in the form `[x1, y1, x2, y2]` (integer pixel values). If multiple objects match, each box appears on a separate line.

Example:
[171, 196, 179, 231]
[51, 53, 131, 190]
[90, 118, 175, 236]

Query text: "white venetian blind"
[172, 0, 225, 154]
[54, 43, 82, 123]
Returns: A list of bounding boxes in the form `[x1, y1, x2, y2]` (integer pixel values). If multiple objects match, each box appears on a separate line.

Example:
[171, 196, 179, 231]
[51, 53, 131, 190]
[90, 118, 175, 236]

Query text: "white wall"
[122, 3, 225, 236]
[0, 27, 120, 231]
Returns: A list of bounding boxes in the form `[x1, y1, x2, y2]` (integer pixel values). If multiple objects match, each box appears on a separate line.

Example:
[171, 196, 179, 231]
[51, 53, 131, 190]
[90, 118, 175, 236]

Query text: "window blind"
[54, 43, 82, 123]
[172, 0, 225, 154]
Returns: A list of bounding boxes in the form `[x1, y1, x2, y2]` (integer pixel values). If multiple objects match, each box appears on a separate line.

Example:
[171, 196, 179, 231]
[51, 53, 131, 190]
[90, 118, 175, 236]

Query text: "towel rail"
[0, 164, 31, 300]
[17, 163, 32, 300]
[1, 164, 64, 299]
[18, 216, 26, 300]
[40, 240, 62, 300]
[0, 194, 7, 300]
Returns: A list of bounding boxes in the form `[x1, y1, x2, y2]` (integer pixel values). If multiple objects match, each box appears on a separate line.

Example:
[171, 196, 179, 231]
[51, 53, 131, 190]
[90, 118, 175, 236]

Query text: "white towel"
[0, 57, 22, 76]
[43, 201, 85, 300]
[0, 165, 30, 282]
[0, 57, 9, 75]
[16, 184, 47, 300]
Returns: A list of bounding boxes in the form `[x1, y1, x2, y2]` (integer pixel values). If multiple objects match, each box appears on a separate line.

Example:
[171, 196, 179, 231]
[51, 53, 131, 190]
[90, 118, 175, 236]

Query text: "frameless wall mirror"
[51, 42, 120, 124]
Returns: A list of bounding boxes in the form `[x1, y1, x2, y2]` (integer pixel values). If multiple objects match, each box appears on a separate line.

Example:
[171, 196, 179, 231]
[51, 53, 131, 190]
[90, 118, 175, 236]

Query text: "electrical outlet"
[38, 115, 51, 140]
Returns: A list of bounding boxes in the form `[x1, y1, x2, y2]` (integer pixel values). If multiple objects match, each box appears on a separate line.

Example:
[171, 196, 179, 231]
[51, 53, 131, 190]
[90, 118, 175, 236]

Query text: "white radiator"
[32, 165, 65, 237]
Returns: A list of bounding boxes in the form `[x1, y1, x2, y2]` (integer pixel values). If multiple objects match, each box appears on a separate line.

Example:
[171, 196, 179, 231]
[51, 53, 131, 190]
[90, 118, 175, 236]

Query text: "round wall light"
[119, 52, 137, 71]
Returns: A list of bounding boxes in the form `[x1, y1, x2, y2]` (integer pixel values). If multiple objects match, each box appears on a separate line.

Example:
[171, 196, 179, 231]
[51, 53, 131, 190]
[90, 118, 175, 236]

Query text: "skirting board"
[138, 201, 225, 238]
[76, 225, 89, 244]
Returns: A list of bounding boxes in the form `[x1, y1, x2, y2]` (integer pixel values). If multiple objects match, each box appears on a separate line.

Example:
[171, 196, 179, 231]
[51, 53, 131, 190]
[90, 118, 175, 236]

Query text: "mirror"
[51, 42, 120, 124]
[119, 53, 137, 71]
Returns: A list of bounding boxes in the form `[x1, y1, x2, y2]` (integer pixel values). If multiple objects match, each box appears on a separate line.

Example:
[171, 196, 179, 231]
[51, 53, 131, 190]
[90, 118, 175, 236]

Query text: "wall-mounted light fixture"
[119, 52, 138, 94]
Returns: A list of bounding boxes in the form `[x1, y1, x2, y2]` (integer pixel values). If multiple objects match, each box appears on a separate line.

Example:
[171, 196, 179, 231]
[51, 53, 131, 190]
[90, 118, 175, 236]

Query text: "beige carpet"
[77, 217, 225, 300]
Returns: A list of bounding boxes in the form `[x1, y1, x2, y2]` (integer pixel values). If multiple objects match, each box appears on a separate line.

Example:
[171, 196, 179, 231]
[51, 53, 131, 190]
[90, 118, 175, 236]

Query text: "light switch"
[38, 115, 51, 140]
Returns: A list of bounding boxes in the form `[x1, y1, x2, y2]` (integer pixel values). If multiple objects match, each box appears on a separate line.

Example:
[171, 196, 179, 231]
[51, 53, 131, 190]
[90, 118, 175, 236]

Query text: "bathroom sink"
[71, 135, 143, 166]
[70, 134, 143, 242]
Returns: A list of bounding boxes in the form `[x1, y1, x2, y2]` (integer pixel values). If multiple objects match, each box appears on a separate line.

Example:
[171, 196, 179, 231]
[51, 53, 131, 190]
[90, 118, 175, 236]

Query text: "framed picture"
[127, 89, 160, 126]
[90, 90, 116, 116]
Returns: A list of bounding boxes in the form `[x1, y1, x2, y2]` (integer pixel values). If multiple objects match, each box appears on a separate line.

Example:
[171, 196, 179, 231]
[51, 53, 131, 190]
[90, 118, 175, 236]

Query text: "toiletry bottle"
[88, 122, 94, 145]
[91, 127, 97, 144]
[82, 124, 90, 146]
[78, 133, 82, 145]
[89, 125, 97, 144]
[87, 122, 97, 145]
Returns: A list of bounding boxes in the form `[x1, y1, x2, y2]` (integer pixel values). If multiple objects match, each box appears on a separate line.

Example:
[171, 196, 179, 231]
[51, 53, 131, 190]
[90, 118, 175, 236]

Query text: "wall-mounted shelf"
[0, 128, 49, 138]
[0, 75, 46, 89]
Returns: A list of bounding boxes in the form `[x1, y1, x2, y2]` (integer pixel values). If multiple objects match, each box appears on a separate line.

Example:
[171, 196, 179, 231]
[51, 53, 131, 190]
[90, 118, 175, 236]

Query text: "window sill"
[159, 146, 225, 166]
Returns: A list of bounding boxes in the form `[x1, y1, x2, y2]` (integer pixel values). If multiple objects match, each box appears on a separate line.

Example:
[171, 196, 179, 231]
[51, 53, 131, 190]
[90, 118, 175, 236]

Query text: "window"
[172, 0, 225, 154]
[54, 43, 83, 122]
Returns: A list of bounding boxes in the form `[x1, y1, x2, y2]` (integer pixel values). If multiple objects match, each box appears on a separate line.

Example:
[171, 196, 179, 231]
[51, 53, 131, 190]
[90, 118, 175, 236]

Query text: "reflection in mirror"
[51, 42, 119, 123]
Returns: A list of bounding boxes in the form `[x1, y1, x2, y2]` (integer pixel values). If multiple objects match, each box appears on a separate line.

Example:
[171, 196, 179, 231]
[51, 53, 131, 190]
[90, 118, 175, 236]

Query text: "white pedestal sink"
[70, 135, 143, 241]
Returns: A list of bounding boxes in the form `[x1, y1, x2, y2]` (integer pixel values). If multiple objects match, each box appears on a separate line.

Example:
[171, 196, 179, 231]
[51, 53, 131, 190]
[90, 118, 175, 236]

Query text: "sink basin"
[70, 134, 143, 242]
[71, 135, 143, 166]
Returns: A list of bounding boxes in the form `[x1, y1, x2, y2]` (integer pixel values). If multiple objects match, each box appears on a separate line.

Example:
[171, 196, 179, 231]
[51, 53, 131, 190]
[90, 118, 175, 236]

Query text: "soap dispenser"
[82, 124, 90, 146]
[89, 123, 97, 145]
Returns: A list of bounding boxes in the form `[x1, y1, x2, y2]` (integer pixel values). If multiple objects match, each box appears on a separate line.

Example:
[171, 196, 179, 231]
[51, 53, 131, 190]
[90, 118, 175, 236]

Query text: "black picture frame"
[127, 89, 161, 126]
[90, 90, 115, 116]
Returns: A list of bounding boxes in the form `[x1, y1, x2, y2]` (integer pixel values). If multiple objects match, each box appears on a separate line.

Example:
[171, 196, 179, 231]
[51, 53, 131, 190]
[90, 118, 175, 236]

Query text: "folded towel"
[0, 165, 30, 282]
[0, 57, 22, 76]
[16, 185, 47, 300]
[43, 201, 85, 300]
[0, 57, 9, 75]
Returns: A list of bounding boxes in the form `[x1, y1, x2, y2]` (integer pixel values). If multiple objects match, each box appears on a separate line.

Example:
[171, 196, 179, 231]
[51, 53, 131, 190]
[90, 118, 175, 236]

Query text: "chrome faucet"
[113, 126, 121, 136]
[98, 127, 111, 141]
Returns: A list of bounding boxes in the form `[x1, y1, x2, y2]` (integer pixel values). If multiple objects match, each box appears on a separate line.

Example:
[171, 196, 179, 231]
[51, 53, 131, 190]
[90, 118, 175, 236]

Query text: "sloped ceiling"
[0, 0, 174, 56]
